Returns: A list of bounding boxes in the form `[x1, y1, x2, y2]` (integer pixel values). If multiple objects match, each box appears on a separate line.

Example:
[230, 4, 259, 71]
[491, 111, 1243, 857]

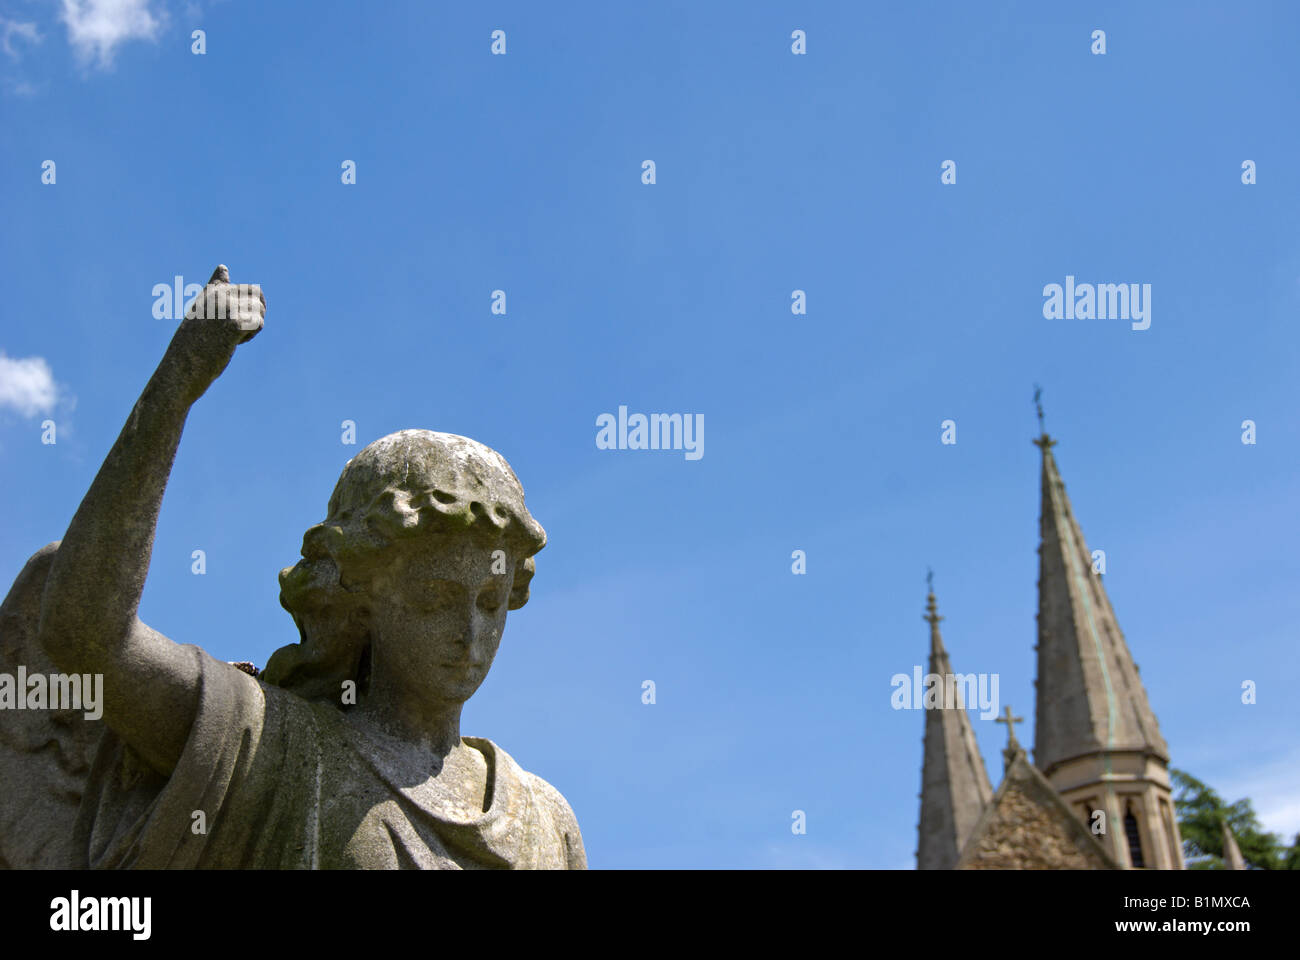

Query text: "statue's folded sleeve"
[71, 644, 585, 870]
[74, 646, 320, 869]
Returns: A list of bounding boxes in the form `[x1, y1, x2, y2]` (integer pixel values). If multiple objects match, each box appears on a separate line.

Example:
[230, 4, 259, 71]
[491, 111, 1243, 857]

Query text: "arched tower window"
[1123, 802, 1145, 868]
[1077, 799, 1099, 835]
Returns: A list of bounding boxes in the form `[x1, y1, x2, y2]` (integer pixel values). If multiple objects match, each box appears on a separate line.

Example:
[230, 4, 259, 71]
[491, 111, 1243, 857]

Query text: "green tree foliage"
[1171, 768, 1297, 869]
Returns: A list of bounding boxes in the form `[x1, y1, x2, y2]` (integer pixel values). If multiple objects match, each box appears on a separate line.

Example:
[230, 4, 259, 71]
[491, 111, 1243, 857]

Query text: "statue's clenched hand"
[168, 264, 266, 399]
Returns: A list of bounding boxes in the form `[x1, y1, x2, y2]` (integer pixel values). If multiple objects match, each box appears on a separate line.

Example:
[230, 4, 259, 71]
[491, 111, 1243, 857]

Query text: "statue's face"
[367, 537, 513, 705]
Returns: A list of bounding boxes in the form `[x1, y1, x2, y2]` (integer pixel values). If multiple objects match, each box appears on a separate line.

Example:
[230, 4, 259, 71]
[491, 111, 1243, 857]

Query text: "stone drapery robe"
[71, 646, 586, 870]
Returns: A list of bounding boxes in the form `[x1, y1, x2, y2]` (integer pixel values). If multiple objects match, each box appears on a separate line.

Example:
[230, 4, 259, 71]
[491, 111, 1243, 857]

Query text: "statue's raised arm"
[36, 265, 265, 777]
[9, 269, 585, 869]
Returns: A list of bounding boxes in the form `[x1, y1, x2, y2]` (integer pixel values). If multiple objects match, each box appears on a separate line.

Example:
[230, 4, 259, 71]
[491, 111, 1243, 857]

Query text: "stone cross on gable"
[996, 705, 1023, 749]
[997, 705, 1026, 773]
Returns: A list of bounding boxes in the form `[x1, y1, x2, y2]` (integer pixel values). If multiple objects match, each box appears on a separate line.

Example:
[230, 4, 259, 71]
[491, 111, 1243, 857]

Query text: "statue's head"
[263, 430, 546, 708]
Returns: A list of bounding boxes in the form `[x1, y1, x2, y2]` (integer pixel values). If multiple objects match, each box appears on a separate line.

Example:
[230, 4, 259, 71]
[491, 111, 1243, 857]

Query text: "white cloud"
[1233, 746, 1300, 840]
[0, 17, 41, 60]
[2, 77, 40, 97]
[60, 0, 163, 69]
[0, 352, 61, 417]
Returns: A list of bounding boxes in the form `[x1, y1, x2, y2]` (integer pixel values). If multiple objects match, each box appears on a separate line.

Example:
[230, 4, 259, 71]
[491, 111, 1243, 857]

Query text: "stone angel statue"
[0, 266, 585, 869]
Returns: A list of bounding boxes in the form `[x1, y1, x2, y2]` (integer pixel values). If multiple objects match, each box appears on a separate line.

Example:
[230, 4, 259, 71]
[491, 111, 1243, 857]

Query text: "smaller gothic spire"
[1221, 819, 1248, 870]
[917, 579, 995, 869]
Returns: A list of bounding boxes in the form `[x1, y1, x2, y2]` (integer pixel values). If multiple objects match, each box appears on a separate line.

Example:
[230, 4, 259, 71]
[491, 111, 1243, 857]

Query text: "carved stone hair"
[261, 430, 546, 704]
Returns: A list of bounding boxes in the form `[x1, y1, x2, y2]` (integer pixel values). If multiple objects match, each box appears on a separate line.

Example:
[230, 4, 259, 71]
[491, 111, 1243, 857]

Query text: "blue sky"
[2, 1, 1297, 868]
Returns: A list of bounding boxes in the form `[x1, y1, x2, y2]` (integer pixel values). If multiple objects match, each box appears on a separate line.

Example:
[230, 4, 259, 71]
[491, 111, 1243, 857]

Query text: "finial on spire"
[923, 569, 942, 625]
[1032, 384, 1056, 449]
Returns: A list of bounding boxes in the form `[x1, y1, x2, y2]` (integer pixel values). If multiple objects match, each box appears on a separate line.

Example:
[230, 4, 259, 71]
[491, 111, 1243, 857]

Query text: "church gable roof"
[954, 748, 1120, 870]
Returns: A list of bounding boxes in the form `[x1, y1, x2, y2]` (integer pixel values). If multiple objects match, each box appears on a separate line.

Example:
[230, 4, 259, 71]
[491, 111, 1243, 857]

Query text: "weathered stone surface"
[5, 267, 585, 869]
[0, 542, 100, 869]
[955, 748, 1118, 870]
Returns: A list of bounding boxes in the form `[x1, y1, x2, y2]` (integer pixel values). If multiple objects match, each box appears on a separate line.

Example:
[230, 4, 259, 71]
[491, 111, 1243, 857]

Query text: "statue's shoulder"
[526, 769, 578, 819]
[468, 737, 580, 829]
[512, 759, 587, 868]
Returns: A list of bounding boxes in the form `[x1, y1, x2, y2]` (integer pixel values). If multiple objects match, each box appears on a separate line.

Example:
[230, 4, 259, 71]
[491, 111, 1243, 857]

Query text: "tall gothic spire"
[917, 585, 994, 870]
[1032, 429, 1169, 777]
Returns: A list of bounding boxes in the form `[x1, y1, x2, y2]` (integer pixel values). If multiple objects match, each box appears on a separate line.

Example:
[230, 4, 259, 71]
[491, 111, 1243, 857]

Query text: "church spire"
[1031, 424, 1168, 775]
[1221, 819, 1247, 870]
[1031, 391, 1184, 868]
[917, 580, 994, 870]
